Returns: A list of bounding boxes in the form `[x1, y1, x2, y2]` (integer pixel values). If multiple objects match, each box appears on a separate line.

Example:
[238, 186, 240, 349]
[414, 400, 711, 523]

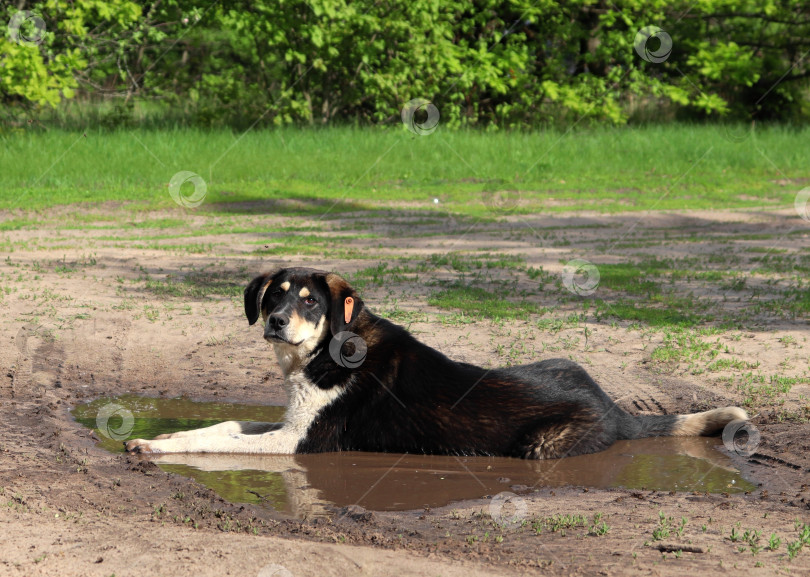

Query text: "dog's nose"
[268, 313, 289, 331]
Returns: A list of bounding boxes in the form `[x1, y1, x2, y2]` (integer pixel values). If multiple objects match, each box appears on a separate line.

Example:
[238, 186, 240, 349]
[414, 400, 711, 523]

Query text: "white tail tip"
[673, 407, 748, 436]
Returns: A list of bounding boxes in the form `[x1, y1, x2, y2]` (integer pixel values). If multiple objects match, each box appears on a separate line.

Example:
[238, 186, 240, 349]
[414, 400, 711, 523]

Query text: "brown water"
[73, 395, 758, 518]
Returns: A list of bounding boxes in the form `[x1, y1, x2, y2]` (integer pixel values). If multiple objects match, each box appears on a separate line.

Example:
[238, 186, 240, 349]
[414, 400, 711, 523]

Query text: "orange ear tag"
[344, 297, 354, 324]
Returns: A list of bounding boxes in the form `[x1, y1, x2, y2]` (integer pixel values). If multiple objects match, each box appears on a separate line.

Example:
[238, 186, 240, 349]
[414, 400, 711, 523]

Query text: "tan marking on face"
[287, 311, 307, 343]
[299, 287, 310, 298]
[280, 281, 291, 291]
[288, 310, 327, 345]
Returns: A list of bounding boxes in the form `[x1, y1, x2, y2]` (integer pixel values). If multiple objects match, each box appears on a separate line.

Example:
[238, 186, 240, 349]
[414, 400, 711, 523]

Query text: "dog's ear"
[244, 272, 276, 326]
[324, 272, 364, 335]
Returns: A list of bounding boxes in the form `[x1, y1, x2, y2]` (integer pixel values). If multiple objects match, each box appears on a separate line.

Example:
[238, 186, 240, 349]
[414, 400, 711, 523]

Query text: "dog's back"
[295, 308, 746, 459]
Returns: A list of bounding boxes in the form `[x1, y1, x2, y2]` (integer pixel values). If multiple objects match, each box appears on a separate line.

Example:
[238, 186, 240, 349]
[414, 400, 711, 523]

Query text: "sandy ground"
[1, 203, 809, 576]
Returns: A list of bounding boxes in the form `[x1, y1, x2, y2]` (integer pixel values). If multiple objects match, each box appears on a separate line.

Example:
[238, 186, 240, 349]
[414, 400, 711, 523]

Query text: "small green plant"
[767, 533, 781, 551]
[787, 523, 810, 559]
[743, 529, 761, 546]
[677, 517, 687, 537]
[547, 514, 587, 532]
[652, 511, 674, 541]
[589, 521, 610, 536]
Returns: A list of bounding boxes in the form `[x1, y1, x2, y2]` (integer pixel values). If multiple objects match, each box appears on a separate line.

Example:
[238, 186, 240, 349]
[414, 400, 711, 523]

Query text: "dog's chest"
[282, 370, 344, 435]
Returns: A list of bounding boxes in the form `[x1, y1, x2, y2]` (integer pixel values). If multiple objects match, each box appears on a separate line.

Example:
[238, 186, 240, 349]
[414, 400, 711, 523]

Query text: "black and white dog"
[126, 267, 747, 458]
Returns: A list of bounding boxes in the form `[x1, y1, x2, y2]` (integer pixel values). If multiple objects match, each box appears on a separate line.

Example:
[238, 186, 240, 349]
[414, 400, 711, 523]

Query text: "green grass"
[594, 298, 707, 327]
[2, 124, 807, 214]
[650, 328, 720, 364]
[428, 284, 548, 320]
[727, 372, 808, 408]
[595, 263, 662, 295]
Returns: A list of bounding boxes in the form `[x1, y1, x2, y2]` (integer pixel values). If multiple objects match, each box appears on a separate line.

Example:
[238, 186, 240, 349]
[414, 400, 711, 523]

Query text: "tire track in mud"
[630, 391, 667, 414]
[590, 365, 672, 416]
[100, 316, 131, 391]
[10, 323, 63, 401]
[14, 315, 134, 406]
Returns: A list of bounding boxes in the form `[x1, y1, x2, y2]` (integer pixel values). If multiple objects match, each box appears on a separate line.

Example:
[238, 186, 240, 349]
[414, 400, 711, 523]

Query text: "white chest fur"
[270, 318, 341, 445]
[282, 370, 344, 438]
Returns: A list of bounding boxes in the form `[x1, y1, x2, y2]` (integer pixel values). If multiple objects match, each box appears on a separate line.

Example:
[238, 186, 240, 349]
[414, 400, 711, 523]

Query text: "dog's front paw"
[124, 439, 162, 454]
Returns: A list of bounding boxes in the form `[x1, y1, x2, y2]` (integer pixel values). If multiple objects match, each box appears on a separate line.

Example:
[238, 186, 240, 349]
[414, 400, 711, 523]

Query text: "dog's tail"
[627, 406, 748, 438]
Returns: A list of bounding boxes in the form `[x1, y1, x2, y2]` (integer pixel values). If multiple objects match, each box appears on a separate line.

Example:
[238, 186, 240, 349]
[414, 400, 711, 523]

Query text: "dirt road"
[2, 204, 809, 575]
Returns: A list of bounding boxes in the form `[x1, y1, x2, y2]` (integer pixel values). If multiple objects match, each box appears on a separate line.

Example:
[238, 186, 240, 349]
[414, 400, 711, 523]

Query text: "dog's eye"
[303, 297, 317, 306]
[271, 288, 284, 297]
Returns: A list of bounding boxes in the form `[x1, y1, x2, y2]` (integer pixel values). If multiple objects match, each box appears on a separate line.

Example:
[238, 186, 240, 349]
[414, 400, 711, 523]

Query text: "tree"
[2, 0, 809, 126]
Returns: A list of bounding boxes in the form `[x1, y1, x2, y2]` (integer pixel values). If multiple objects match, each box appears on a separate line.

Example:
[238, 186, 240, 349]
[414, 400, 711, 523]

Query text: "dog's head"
[244, 267, 364, 350]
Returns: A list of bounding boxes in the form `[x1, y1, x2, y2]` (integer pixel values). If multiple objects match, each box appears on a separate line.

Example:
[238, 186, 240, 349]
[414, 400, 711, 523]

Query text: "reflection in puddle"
[73, 396, 758, 518]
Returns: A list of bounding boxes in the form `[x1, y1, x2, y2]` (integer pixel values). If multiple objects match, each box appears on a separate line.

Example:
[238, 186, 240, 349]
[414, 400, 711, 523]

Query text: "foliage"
[2, 0, 810, 126]
[0, 1, 140, 110]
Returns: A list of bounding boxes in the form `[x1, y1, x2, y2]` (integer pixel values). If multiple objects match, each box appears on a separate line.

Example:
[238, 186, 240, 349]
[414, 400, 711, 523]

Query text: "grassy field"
[2, 124, 808, 214]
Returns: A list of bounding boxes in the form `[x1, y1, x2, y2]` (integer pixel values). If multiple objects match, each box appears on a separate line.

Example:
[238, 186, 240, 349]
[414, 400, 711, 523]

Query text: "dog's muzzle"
[264, 313, 291, 342]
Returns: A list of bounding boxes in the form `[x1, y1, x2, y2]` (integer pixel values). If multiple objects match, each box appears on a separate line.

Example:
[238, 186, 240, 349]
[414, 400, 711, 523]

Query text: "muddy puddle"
[73, 396, 758, 518]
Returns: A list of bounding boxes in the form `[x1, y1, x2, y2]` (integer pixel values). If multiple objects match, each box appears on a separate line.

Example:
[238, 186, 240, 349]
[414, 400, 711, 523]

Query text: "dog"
[125, 267, 747, 458]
